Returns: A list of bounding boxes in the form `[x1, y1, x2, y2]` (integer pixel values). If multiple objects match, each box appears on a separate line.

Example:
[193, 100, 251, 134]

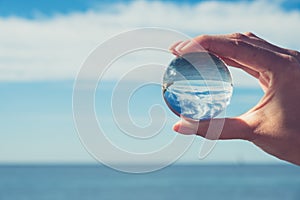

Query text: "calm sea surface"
[0, 164, 299, 200]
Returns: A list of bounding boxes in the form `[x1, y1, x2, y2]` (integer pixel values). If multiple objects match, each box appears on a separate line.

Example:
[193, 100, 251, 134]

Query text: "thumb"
[173, 117, 254, 140]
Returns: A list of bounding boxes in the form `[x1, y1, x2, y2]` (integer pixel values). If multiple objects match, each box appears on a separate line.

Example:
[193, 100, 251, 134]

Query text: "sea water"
[163, 52, 233, 120]
[0, 164, 299, 200]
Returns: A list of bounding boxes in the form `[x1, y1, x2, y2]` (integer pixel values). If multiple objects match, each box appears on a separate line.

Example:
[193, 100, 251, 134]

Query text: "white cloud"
[0, 0, 299, 87]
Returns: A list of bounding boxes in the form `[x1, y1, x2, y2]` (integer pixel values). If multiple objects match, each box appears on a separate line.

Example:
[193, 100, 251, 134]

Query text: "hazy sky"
[1, 0, 299, 165]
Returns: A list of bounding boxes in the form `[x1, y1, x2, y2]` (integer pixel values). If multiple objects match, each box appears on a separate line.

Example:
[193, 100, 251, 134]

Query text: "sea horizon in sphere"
[162, 52, 233, 121]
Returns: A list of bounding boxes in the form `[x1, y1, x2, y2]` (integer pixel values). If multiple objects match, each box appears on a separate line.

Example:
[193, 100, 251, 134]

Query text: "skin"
[169, 32, 300, 166]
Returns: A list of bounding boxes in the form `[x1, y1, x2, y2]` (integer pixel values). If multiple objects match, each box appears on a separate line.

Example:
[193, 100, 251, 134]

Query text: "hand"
[169, 32, 300, 166]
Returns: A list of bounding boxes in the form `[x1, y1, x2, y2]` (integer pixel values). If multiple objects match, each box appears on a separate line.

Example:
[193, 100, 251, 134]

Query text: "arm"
[170, 32, 300, 165]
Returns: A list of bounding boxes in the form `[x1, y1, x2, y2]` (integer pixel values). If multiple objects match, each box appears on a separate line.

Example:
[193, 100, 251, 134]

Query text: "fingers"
[169, 38, 260, 79]
[170, 32, 296, 73]
[169, 41, 183, 56]
[169, 39, 206, 56]
[229, 32, 300, 61]
[196, 34, 292, 73]
[173, 117, 255, 141]
[169, 40, 191, 56]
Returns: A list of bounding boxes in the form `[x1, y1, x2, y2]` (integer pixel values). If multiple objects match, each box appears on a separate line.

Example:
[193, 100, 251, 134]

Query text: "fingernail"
[181, 40, 206, 53]
[169, 41, 183, 51]
[173, 123, 180, 132]
[175, 40, 190, 53]
[173, 123, 197, 135]
[170, 49, 180, 57]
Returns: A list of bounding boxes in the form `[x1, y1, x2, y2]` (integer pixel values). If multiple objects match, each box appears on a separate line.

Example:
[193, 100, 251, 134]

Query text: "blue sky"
[1, 0, 300, 19]
[1, 0, 300, 165]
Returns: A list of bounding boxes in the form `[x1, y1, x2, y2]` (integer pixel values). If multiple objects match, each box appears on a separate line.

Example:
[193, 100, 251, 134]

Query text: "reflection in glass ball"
[163, 52, 233, 121]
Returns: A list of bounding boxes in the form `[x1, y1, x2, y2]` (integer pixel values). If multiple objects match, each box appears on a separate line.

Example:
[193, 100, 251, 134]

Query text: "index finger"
[195, 35, 291, 72]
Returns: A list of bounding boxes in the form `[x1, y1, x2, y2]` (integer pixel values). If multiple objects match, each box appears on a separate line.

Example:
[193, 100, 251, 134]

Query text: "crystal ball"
[162, 52, 233, 120]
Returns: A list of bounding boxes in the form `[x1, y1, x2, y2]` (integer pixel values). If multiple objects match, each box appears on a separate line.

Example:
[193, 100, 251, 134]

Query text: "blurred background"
[1, 0, 300, 199]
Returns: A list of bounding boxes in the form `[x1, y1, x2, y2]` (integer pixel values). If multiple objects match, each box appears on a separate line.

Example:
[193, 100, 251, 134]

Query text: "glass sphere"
[163, 52, 233, 120]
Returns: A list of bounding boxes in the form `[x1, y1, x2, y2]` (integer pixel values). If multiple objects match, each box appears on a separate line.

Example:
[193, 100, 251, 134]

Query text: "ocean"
[0, 164, 299, 200]
[0, 82, 297, 199]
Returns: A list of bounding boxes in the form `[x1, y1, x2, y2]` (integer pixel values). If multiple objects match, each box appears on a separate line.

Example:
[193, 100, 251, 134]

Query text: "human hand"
[169, 32, 300, 165]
